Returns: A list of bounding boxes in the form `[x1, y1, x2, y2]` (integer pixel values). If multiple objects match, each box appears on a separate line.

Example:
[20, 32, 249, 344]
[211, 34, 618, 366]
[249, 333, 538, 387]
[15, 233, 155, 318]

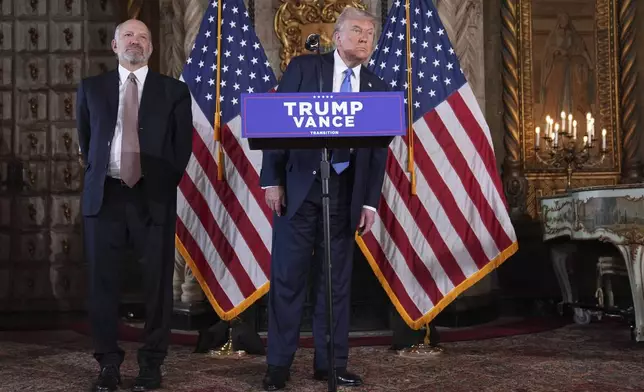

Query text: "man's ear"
[111, 39, 118, 54]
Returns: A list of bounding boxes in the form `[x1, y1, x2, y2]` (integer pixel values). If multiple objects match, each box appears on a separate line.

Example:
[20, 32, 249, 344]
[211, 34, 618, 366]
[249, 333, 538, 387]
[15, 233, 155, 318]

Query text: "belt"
[105, 176, 137, 187]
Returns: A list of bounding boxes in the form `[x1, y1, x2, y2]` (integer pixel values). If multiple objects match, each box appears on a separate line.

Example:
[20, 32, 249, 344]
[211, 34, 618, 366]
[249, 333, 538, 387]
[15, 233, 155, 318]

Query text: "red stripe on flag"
[176, 219, 235, 312]
[386, 151, 467, 285]
[447, 92, 507, 207]
[221, 124, 273, 222]
[178, 173, 257, 298]
[412, 118, 489, 270]
[377, 196, 443, 305]
[422, 106, 513, 252]
[192, 134, 271, 278]
[361, 231, 423, 320]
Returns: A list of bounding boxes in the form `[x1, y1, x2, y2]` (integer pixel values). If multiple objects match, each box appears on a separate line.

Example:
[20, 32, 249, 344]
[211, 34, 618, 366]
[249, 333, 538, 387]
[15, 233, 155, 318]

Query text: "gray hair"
[113, 20, 152, 41]
[114, 22, 123, 41]
[333, 7, 377, 35]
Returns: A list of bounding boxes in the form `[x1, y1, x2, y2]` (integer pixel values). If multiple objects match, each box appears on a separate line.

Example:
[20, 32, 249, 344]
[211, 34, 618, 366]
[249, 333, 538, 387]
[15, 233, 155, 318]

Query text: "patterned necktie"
[120, 73, 141, 187]
[331, 68, 353, 174]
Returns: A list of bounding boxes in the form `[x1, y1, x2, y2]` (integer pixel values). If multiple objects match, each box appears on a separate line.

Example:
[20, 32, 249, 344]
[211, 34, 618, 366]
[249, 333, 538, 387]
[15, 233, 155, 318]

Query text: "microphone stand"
[306, 34, 337, 392]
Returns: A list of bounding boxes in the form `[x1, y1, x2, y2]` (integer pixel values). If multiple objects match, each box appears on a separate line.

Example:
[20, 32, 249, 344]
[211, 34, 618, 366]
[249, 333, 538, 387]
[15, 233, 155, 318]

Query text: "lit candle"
[590, 118, 595, 141]
[568, 114, 573, 134]
[554, 123, 559, 147]
[602, 128, 607, 150]
[583, 135, 588, 146]
[546, 115, 551, 137]
[561, 111, 566, 132]
[535, 127, 540, 148]
[586, 112, 592, 140]
[572, 120, 577, 140]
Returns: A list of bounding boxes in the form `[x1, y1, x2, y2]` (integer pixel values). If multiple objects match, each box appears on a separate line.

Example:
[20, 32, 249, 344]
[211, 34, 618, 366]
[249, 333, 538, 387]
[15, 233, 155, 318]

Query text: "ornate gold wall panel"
[501, 0, 639, 219]
[274, 0, 367, 72]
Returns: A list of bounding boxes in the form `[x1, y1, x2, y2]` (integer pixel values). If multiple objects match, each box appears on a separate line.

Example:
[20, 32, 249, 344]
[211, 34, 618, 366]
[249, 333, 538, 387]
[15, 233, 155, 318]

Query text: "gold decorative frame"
[501, 0, 639, 219]
[274, 0, 367, 73]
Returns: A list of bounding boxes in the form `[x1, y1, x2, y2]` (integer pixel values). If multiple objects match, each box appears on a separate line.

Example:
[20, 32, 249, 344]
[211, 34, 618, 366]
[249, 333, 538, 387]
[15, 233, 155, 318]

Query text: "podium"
[241, 90, 405, 391]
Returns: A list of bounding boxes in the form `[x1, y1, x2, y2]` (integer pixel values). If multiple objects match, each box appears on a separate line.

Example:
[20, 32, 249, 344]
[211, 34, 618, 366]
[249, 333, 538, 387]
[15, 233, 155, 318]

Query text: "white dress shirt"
[108, 64, 149, 178]
[333, 49, 361, 92]
[331, 51, 376, 213]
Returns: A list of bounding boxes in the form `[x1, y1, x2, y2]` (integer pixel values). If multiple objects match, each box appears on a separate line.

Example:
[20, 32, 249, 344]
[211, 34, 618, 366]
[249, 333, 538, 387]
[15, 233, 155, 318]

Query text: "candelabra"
[534, 111, 609, 191]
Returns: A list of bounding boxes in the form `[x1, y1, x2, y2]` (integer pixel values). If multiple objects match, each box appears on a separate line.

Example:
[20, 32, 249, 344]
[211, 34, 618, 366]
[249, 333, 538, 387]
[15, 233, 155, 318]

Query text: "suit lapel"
[104, 70, 119, 132]
[321, 52, 334, 93]
[139, 71, 162, 125]
[360, 67, 373, 92]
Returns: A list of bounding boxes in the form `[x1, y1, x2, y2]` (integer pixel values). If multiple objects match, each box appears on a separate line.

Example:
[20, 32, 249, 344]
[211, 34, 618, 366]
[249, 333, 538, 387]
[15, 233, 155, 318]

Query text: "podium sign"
[240, 89, 403, 392]
[241, 91, 406, 144]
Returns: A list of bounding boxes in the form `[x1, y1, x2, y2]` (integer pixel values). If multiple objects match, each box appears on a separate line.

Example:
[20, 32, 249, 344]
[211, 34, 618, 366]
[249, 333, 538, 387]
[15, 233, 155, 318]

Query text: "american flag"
[360, 0, 518, 328]
[176, 0, 276, 319]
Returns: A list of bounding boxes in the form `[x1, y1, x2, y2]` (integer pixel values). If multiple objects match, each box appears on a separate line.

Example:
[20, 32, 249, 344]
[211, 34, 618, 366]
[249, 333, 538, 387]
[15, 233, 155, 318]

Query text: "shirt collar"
[118, 64, 149, 85]
[333, 50, 361, 77]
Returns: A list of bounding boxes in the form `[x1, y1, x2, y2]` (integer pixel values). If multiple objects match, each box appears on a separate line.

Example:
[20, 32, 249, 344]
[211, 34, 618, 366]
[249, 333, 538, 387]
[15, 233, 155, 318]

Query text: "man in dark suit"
[76, 19, 192, 392]
[260, 7, 388, 391]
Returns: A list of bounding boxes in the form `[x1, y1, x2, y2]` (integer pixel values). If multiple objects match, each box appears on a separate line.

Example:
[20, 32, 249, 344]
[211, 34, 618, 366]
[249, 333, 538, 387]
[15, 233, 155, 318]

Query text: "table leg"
[616, 245, 644, 342]
[550, 243, 590, 324]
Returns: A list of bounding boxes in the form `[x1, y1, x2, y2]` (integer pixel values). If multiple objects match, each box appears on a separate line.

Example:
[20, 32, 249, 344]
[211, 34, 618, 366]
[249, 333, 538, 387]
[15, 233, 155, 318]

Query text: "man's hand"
[358, 208, 376, 235]
[265, 186, 286, 216]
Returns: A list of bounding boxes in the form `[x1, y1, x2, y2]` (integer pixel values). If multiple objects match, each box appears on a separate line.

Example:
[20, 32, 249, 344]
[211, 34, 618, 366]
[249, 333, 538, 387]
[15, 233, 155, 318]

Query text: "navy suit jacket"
[76, 69, 193, 223]
[259, 52, 389, 231]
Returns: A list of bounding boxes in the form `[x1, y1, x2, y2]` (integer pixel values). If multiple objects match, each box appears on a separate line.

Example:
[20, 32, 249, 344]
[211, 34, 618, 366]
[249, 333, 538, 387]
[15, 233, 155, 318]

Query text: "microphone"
[304, 33, 320, 51]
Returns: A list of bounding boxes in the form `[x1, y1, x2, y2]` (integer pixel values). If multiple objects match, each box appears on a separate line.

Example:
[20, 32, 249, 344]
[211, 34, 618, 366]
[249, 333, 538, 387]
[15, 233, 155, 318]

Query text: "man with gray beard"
[76, 19, 193, 392]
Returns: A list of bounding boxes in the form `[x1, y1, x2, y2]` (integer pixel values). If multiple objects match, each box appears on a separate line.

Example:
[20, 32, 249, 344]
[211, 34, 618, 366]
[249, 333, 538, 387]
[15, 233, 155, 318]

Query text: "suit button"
[107, 141, 111, 146]
[312, 171, 316, 175]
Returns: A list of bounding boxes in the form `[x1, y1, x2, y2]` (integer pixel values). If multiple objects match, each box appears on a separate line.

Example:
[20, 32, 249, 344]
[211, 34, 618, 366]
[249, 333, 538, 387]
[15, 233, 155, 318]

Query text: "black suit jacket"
[259, 52, 389, 230]
[76, 69, 193, 223]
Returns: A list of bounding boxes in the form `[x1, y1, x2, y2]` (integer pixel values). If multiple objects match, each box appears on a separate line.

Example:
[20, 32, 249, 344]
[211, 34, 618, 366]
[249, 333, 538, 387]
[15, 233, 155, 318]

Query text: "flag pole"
[405, 0, 416, 195]
[214, 0, 224, 180]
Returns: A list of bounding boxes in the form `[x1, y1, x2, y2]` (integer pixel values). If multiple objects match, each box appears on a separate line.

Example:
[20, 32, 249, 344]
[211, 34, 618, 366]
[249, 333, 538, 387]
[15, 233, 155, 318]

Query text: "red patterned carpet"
[0, 319, 642, 392]
[68, 316, 568, 348]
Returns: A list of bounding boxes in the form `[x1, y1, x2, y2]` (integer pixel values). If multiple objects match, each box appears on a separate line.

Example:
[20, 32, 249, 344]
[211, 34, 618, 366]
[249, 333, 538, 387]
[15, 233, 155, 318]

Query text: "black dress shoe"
[313, 368, 363, 387]
[132, 366, 162, 391]
[262, 365, 290, 391]
[92, 364, 121, 392]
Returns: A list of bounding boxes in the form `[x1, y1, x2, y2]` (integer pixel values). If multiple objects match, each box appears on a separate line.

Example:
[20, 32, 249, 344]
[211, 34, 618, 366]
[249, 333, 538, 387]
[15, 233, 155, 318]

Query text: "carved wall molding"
[171, 0, 208, 305]
[160, 0, 187, 77]
[436, 0, 485, 112]
[619, 0, 640, 182]
[0, 0, 119, 312]
[127, 0, 144, 19]
[184, 0, 207, 58]
[500, 0, 527, 218]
